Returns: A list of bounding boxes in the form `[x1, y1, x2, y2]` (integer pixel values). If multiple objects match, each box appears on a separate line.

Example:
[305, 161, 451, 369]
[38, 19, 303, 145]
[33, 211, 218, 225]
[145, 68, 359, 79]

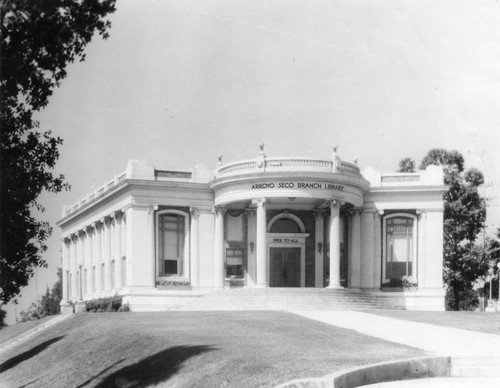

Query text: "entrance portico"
[210, 146, 369, 289]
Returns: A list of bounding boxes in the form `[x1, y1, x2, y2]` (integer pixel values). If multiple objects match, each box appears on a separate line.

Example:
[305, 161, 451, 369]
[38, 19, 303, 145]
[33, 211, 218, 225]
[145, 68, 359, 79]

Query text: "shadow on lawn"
[0, 336, 65, 373]
[95, 345, 216, 388]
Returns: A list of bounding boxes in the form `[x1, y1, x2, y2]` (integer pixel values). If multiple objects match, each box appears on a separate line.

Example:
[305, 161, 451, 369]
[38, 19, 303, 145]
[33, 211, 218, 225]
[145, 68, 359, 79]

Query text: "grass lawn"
[370, 309, 500, 335]
[0, 311, 425, 388]
[0, 316, 56, 345]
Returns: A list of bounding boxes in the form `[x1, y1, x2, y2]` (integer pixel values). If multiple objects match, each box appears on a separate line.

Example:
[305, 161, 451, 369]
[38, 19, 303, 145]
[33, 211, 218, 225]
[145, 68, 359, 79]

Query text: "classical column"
[114, 212, 123, 289]
[121, 212, 127, 286]
[327, 200, 342, 289]
[84, 226, 93, 295]
[70, 235, 78, 300]
[373, 211, 383, 288]
[254, 198, 268, 288]
[245, 209, 257, 287]
[62, 239, 70, 303]
[349, 209, 362, 288]
[103, 217, 112, 291]
[95, 222, 103, 293]
[314, 210, 325, 288]
[213, 206, 226, 288]
[190, 208, 200, 287]
[78, 264, 83, 301]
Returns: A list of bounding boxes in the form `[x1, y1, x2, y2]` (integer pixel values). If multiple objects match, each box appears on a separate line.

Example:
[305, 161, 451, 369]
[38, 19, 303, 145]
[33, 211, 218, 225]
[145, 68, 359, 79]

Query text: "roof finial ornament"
[333, 145, 338, 154]
[259, 143, 265, 154]
[354, 158, 358, 165]
[218, 155, 223, 166]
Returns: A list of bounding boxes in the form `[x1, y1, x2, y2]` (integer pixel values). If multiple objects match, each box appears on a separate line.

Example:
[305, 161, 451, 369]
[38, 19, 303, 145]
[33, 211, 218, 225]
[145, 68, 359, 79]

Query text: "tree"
[40, 268, 62, 316]
[397, 157, 416, 173]
[0, 0, 116, 304]
[420, 148, 487, 310]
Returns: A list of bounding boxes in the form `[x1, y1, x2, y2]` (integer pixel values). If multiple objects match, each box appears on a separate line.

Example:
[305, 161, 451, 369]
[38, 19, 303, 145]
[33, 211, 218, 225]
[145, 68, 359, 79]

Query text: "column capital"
[313, 210, 326, 219]
[190, 207, 200, 218]
[245, 208, 256, 217]
[213, 206, 227, 216]
[416, 209, 426, 219]
[325, 199, 344, 208]
[346, 207, 363, 216]
[251, 198, 268, 207]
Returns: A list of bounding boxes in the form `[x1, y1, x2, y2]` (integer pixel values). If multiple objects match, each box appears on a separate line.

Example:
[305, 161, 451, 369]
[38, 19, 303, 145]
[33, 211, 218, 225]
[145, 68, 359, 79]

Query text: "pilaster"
[190, 207, 200, 287]
[373, 210, 383, 288]
[360, 210, 375, 288]
[349, 209, 362, 288]
[314, 210, 325, 288]
[213, 206, 227, 288]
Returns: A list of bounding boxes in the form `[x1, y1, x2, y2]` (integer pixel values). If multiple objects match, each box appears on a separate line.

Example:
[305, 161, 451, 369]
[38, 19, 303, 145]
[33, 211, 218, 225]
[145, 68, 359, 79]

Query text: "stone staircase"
[176, 287, 402, 311]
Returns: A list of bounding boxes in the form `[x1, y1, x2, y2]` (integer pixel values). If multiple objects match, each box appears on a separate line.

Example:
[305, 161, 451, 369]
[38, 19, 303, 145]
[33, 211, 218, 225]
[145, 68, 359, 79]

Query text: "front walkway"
[288, 310, 500, 387]
[292, 310, 500, 358]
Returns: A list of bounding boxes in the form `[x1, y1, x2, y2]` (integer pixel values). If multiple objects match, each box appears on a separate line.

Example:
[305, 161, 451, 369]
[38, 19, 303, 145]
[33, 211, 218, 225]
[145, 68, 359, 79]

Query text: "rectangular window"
[226, 248, 244, 278]
[385, 217, 414, 281]
[158, 213, 185, 276]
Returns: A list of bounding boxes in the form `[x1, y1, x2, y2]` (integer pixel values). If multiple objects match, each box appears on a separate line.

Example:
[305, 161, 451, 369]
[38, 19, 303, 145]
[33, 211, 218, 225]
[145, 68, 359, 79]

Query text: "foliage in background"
[0, 0, 116, 304]
[0, 308, 6, 328]
[397, 157, 416, 173]
[40, 267, 62, 316]
[17, 267, 63, 322]
[85, 295, 129, 313]
[18, 302, 43, 322]
[419, 149, 487, 310]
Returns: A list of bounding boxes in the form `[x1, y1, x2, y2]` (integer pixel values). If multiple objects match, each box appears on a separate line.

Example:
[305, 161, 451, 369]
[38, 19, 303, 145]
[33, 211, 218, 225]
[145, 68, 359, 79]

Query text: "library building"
[58, 146, 447, 311]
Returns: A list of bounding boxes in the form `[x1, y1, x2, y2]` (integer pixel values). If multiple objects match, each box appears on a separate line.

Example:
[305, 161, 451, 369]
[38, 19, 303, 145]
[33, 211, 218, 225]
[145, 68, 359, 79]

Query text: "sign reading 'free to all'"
[251, 181, 344, 191]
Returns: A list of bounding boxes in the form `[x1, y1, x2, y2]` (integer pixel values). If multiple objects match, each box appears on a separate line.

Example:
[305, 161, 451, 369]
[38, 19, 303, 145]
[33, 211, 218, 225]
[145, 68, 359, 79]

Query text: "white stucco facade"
[57, 147, 448, 311]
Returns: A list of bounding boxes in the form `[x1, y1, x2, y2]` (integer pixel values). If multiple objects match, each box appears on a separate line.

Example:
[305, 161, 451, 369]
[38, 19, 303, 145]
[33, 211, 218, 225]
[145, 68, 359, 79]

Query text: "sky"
[5, 0, 500, 323]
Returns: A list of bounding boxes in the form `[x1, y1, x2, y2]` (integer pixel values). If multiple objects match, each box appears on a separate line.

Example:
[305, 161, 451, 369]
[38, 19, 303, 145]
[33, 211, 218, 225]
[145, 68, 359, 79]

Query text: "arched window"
[157, 210, 189, 277]
[383, 214, 417, 282]
[270, 218, 301, 233]
[267, 212, 305, 233]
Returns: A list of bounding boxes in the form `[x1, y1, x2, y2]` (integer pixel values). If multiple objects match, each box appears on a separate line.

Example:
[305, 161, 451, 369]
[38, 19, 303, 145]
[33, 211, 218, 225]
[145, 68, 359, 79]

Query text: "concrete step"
[179, 288, 402, 311]
[451, 357, 500, 377]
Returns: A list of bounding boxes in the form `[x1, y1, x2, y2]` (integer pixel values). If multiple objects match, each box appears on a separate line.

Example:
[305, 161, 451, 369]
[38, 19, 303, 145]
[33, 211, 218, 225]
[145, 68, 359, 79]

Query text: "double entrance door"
[270, 247, 300, 287]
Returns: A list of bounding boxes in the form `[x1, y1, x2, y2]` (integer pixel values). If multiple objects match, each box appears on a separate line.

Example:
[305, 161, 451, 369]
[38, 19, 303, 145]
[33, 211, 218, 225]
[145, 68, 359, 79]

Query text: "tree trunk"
[453, 286, 460, 310]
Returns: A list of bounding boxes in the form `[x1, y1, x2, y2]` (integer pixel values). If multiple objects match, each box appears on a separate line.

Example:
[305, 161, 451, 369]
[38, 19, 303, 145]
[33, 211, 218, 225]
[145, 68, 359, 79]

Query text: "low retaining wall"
[275, 356, 451, 388]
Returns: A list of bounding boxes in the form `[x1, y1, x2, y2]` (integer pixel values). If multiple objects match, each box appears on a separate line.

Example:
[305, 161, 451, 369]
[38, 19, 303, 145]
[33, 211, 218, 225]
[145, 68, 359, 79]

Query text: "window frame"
[156, 209, 190, 278]
[382, 213, 418, 283]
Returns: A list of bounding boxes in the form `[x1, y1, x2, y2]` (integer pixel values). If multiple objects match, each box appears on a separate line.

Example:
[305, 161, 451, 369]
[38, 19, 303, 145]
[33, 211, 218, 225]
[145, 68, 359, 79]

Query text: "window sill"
[381, 286, 418, 292]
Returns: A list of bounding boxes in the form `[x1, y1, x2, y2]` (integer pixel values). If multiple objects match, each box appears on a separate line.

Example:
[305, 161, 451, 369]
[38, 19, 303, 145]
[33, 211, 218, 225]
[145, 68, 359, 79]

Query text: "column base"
[327, 284, 344, 289]
[254, 284, 268, 288]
